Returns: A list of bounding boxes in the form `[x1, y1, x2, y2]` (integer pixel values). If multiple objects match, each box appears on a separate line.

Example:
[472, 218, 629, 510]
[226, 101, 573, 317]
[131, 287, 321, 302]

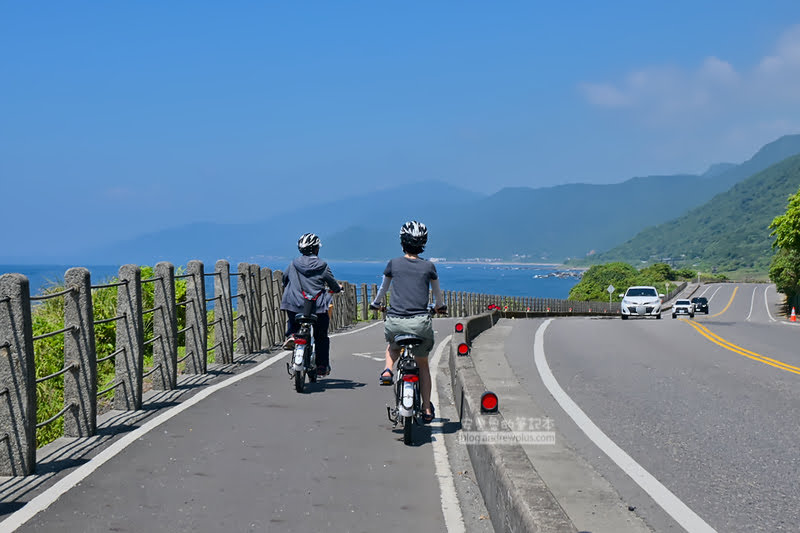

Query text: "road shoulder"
[470, 320, 653, 533]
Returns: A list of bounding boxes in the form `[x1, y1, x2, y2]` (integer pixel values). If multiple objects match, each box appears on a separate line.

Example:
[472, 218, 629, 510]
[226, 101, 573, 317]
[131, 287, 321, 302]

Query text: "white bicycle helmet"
[400, 221, 428, 252]
[297, 233, 321, 255]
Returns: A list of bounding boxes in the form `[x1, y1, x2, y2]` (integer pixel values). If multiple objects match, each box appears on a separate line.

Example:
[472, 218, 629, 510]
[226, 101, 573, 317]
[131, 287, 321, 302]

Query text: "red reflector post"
[402, 375, 419, 383]
[454, 322, 464, 333]
[481, 391, 499, 413]
[457, 343, 470, 356]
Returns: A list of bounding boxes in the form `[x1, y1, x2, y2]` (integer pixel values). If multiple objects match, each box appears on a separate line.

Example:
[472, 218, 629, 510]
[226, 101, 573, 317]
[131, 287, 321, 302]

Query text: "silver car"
[620, 286, 663, 320]
[672, 299, 694, 319]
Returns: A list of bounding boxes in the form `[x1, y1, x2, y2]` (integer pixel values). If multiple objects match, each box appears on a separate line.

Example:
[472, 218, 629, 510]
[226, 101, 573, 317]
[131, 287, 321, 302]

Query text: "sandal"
[379, 368, 393, 386]
[422, 403, 435, 424]
[316, 365, 331, 377]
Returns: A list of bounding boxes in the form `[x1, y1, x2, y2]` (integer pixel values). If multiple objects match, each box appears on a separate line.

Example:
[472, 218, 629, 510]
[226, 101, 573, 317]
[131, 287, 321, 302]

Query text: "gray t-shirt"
[384, 257, 438, 317]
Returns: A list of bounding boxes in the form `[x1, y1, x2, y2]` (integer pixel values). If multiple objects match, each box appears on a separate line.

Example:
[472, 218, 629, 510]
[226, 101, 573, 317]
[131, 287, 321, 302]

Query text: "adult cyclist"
[370, 221, 446, 424]
[280, 233, 342, 377]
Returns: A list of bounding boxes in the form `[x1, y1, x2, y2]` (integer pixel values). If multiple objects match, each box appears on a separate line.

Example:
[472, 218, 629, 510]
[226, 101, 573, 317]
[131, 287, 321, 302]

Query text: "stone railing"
[0, 260, 364, 476]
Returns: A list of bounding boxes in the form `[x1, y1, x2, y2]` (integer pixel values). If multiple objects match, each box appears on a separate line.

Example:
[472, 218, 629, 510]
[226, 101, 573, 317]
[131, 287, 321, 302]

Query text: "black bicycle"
[387, 333, 424, 445]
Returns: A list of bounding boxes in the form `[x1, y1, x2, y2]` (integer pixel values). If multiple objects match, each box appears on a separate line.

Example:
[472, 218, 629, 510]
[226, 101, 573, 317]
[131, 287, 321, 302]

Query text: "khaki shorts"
[384, 314, 434, 358]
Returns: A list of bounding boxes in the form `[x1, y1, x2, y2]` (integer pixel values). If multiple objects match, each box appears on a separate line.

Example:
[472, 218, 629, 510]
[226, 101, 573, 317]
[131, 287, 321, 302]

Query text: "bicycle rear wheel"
[403, 416, 413, 445]
[294, 370, 305, 392]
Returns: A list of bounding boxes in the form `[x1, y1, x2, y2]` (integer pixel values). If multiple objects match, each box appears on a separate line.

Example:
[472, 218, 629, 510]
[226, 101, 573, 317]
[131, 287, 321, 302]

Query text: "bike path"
[3, 320, 487, 533]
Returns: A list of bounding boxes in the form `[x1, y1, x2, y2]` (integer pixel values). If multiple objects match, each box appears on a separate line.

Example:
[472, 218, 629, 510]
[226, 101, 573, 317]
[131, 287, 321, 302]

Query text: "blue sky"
[3, 1, 800, 259]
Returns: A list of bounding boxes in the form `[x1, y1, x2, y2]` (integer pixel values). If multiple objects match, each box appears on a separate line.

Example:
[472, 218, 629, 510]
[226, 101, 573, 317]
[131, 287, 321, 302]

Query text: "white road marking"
[534, 319, 716, 533]
[0, 350, 292, 532]
[353, 352, 384, 361]
[429, 334, 466, 533]
[0, 319, 383, 532]
[334, 321, 383, 336]
[707, 285, 721, 303]
[746, 286, 756, 321]
[764, 285, 777, 322]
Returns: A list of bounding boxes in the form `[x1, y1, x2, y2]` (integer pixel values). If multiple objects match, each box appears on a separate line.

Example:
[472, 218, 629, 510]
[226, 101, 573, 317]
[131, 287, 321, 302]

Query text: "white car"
[672, 299, 694, 319]
[620, 286, 664, 320]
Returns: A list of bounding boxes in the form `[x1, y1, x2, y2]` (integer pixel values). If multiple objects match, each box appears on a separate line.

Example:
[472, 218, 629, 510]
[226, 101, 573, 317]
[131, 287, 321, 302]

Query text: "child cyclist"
[280, 233, 342, 377]
[370, 221, 446, 424]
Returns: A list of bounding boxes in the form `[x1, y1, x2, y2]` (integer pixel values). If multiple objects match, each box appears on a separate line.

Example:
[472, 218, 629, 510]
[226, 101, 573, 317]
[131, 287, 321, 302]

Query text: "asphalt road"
[503, 283, 800, 532]
[3, 319, 493, 533]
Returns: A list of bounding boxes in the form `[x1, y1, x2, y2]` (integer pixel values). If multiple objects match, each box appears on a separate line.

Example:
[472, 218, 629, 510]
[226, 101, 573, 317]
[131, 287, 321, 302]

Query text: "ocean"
[0, 261, 582, 300]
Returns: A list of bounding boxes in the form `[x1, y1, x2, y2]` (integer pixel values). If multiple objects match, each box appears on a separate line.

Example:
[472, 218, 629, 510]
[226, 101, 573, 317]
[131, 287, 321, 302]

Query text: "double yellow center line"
[683, 320, 800, 375]
[682, 285, 800, 375]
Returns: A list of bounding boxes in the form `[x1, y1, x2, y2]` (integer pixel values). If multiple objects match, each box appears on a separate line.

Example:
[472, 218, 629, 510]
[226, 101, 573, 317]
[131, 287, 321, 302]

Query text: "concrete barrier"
[448, 311, 577, 533]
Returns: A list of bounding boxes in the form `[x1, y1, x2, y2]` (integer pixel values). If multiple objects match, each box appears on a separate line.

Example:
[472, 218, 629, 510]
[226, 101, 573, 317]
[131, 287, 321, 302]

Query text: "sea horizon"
[1, 261, 584, 300]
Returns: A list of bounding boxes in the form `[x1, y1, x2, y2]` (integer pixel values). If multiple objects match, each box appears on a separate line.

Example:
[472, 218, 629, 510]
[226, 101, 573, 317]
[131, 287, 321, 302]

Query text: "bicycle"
[386, 333, 424, 444]
[286, 298, 319, 393]
[380, 305, 447, 445]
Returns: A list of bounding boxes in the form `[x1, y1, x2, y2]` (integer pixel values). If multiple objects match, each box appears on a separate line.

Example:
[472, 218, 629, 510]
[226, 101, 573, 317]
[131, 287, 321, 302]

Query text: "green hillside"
[593, 154, 800, 272]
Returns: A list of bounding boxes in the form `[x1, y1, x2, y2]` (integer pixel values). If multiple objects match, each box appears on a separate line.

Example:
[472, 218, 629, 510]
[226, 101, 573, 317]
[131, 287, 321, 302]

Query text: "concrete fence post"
[215, 260, 234, 364]
[115, 265, 144, 410]
[184, 260, 207, 373]
[370, 284, 378, 320]
[260, 267, 275, 350]
[360, 284, 368, 321]
[152, 262, 177, 390]
[63, 267, 96, 437]
[0, 274, 36, 475]
[249, 264, 262, 351]
[244, 264, 254, 351]
[330, 286, 340, 331]
[235, 263, 249, 355]
[273, 271, 284, 345]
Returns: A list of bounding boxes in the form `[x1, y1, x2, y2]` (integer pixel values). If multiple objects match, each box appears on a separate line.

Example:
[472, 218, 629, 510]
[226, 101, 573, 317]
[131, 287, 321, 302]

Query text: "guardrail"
[0, 260, 368, 476]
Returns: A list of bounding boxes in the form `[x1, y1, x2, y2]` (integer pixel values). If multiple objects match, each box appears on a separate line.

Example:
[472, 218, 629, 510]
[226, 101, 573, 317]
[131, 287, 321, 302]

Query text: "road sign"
[607, 285, 615, 294]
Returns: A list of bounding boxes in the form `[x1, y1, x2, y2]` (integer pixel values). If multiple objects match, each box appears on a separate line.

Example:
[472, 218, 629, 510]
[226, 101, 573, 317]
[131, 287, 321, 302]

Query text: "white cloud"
[580, 24, 800, 122]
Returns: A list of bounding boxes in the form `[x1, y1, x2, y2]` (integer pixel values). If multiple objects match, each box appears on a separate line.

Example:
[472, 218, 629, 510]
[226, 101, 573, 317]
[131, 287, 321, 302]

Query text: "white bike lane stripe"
[429, 334, 466, 533]
[534, 319, 716, 533]
[0, 321, 384, 532]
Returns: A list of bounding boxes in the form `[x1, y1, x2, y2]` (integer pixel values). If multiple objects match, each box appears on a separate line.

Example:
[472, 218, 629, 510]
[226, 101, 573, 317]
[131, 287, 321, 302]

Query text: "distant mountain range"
[39, 134, 800, 270]
[328, 134, 800, 263]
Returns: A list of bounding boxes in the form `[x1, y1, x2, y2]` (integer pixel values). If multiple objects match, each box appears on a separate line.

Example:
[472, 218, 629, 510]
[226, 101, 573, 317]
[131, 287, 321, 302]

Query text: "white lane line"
[429, 334, 465, 533]
[746, 286, 756, 321]
[334, 321, 383, 336]
[0, 320, 384, 532]
[764, 285, 777, 322]
[353, 352, 384, 361]
[0, 349, 293, 532]
[707, 285, 721, 303]
[534, 319, 716, 533]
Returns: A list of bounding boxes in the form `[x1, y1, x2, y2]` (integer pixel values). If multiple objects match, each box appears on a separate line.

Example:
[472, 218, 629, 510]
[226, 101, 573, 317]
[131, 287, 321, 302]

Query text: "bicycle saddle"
[394, 334, 423, 346]
[296, 314, 318, 324]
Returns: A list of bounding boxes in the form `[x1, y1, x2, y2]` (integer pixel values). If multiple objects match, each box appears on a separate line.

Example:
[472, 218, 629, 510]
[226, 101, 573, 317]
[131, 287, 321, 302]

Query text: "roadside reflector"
[481, 392, 499, 413]
[454, 322, 464, 333]
[457, 343, 470, 356]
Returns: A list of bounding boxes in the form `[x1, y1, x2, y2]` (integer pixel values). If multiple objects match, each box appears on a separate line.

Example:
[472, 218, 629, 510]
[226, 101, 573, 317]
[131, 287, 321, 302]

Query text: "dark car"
[691, 297, 709, 314]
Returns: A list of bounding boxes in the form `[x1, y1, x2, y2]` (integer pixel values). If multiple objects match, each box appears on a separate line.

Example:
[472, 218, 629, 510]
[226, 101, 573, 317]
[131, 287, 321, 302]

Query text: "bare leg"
[381, 344, 400, 380]
[416, 357, 432, 416]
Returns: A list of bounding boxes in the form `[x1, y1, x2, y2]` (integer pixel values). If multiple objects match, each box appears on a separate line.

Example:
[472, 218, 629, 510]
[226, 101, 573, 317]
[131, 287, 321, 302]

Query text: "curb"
[448, 312, 577, 533]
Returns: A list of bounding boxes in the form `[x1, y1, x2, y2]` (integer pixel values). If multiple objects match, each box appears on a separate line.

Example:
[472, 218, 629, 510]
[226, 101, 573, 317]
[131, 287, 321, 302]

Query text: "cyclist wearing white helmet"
[280, 233, 342, 376]
[370, 221, 446, 423]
